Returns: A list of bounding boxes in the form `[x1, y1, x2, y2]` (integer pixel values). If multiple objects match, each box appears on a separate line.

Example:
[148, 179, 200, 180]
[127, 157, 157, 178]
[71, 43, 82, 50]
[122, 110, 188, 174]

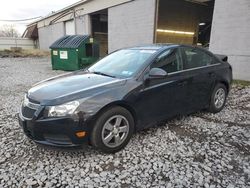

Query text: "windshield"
[88, 49, 156, 78]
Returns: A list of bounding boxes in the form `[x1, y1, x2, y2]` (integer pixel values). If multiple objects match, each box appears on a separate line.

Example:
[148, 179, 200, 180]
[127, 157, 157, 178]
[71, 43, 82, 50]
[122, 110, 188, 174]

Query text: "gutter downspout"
[153, 0, 159, 43]
[73, 8, 77, 34]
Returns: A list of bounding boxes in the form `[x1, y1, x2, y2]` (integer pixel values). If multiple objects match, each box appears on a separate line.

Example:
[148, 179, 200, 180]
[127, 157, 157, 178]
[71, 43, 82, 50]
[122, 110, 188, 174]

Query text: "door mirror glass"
[149, 68, 167, 78]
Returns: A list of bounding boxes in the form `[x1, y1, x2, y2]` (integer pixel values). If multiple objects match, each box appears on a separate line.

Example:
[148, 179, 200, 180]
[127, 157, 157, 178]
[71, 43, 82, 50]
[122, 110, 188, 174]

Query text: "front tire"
[208, 83, 227, 113]
[91, 106, 134, 153]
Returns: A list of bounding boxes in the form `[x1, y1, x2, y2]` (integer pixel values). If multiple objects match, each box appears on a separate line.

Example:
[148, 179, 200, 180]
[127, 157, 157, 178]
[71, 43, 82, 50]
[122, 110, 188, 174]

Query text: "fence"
[0, 37, 35, 50]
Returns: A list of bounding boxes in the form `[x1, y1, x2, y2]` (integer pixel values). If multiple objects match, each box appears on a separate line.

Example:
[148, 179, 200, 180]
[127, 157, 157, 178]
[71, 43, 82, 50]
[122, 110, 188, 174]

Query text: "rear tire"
[208, 83, 227, 113]
[91, 106, 134, 153]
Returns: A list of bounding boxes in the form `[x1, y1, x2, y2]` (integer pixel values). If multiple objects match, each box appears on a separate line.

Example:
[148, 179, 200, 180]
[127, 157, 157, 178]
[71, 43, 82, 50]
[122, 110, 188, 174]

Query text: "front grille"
[21, 95, 40, 119]
[22, 106, 36, 119]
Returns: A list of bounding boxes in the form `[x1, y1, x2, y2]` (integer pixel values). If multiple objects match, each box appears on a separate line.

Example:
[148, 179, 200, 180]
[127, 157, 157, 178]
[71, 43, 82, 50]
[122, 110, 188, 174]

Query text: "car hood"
[27, 72, 126, 105]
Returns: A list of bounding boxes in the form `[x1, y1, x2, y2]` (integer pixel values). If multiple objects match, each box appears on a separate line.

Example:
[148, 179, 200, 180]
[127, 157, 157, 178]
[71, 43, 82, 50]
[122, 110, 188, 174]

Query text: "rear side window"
[182, 47, 215, 69]
[152, 48, 183, 73]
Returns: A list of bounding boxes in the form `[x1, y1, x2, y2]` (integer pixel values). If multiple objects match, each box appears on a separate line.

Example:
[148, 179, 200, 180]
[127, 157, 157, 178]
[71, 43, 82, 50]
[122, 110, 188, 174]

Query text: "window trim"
[168, 63, 221, 76]
[140, 46, 222, 81]
[150, 47, 184, 74]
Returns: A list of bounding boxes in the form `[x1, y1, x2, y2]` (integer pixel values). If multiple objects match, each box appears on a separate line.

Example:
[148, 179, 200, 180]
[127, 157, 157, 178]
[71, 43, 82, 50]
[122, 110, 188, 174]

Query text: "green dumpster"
[50, 35, 99, 71]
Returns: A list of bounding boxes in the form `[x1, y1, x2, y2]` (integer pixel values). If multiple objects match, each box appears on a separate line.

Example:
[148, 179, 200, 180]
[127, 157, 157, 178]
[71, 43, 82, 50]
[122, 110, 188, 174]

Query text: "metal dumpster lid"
[50, 35, 90, 49]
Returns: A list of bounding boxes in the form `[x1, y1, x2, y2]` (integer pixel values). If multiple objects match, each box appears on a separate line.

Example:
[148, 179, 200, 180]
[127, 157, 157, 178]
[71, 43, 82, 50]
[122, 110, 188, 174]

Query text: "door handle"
[209, 72, 215, 78]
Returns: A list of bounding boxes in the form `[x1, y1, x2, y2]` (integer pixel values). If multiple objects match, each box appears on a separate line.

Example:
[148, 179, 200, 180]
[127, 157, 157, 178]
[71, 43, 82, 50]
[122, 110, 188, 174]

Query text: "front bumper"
[18, 112, 91, 147]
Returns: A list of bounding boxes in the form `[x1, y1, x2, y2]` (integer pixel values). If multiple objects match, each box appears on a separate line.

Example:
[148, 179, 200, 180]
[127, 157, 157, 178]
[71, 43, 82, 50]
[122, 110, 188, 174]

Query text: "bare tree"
[0, 25, 20, 37]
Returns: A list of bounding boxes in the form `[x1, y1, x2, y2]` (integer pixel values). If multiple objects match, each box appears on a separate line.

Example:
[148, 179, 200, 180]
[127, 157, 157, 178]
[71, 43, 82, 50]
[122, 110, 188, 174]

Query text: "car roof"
[127, 44, 181, 51]
[126, 44, 212, 54]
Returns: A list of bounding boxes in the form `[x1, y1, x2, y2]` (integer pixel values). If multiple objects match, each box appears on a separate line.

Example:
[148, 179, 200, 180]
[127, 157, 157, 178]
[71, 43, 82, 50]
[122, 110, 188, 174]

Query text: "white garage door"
[65, 20, 75, 35]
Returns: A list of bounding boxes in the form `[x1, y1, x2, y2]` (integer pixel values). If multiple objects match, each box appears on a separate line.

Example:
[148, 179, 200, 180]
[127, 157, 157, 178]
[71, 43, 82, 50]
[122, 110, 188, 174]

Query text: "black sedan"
[19, 44, 232, 153]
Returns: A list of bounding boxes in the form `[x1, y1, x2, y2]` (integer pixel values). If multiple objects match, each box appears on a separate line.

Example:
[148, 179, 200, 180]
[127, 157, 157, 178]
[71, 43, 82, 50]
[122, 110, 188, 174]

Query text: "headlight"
[48, 101, 80, 117]
[23, 94, 29, 107]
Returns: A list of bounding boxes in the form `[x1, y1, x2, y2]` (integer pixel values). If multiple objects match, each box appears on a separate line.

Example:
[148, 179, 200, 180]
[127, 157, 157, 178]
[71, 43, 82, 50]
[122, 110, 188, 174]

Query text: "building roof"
[27, 0, 89, 26]
[22, 24, 38, 39]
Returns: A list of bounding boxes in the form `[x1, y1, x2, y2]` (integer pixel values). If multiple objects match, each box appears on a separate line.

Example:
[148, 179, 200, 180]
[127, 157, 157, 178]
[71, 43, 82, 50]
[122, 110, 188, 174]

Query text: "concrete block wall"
[0, 37, 35, 50]
[108, 0, 156, 53]
[38, 22, 65, 50]
[210, 0, 250, 81]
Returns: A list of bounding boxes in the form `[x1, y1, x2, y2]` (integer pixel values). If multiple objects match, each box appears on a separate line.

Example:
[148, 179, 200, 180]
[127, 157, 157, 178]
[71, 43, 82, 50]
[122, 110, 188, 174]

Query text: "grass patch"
[0, 49, 50, 58]
[233, 80, 250, 87]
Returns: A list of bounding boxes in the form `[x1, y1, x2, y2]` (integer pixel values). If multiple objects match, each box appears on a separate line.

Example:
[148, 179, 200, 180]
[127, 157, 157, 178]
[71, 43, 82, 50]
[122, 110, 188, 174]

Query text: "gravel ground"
[0, 58, 250, 187]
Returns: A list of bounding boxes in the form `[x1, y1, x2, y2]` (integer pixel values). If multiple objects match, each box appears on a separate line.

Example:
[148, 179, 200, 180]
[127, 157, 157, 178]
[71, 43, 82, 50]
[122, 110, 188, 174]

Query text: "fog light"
[76, 131, 86, 138]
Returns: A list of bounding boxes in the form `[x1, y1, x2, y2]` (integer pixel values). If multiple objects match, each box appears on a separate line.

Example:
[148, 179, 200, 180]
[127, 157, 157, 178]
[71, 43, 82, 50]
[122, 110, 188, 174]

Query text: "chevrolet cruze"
[19, 44, 232, 153]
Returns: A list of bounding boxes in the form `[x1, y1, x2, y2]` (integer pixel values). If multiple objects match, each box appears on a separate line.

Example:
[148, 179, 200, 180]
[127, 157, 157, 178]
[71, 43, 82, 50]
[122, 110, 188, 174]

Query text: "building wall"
[38, 15, 91, 50]
[210, 0, 250, 81]
[108, 0, 156, 52]
[38, 22, 65, 50]
[75, 15, 91, 35]
[36, 0, 133, 50]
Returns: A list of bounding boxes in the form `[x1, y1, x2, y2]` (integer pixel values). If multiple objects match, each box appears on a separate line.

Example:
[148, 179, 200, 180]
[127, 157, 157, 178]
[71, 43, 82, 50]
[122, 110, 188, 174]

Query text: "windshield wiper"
[92, 71, 116, 78]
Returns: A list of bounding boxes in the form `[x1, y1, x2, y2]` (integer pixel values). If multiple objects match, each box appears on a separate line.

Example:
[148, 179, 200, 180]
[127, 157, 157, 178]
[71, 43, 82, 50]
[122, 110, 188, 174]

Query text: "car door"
[134, 48, 189, 128]
[181, 47, 218, 113]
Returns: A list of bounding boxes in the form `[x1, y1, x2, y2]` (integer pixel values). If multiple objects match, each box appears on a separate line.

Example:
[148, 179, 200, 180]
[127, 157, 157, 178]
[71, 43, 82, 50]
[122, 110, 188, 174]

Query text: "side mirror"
[148, 68, 167, 79]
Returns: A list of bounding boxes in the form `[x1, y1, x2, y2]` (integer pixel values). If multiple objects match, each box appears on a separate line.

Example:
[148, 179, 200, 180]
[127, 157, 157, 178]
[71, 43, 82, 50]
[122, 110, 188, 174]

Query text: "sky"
[0, 0, 80, 35]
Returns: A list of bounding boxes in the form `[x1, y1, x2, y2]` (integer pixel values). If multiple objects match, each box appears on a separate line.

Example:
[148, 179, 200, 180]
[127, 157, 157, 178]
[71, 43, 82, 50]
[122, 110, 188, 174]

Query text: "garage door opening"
[156, 0, 214, 47]
[90, 9, 108, 57]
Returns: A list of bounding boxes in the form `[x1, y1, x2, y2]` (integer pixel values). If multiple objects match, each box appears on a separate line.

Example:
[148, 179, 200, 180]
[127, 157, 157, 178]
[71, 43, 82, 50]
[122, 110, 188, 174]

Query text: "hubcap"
[214, 88, 226, 109]
[101, 115, 129, 148]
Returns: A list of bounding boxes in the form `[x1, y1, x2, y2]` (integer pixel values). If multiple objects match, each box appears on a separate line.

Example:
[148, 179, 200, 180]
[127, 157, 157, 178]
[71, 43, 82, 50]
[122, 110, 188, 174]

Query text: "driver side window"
[152, 48, 183, 73]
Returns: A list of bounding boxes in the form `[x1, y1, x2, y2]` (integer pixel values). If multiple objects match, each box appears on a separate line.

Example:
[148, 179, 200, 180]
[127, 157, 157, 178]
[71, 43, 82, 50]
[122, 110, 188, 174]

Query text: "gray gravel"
[0, 57, 250, 187]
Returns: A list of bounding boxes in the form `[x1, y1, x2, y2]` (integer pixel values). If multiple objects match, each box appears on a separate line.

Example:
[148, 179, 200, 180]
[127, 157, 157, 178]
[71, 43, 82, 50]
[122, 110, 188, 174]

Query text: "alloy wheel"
[214, 88, 226, 109]
[101, 115, 129, 148]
